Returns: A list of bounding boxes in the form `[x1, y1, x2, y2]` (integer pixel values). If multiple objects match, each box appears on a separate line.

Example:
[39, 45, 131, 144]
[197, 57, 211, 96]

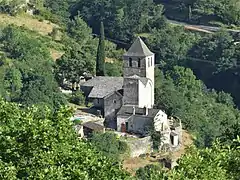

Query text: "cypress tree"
[96, 21, 105, 76]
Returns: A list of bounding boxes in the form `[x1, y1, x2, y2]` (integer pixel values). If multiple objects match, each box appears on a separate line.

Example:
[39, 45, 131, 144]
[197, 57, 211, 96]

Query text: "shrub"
[105, 62, 123, 77]
[89, 132, 128, 160]
[151, 131, 162, 151]
[69, 91, 85, 106]
[49, 27, 59, 40]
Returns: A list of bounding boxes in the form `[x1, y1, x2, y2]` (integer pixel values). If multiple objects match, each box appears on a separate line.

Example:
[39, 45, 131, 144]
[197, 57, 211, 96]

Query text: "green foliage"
[105, 62, 123, 77]
[96, 21, 106, 76]
[194, 0, 240, 25]
[55, 45, 92, 85]
[136, 164, 166, 180]
[69, 90, 85, 106]
[0, 100, 130, 179]
[151, 130, 162, 151]
[89, 132, 128, 160]
[147, 25, 200, 64]
[55, 17, 97, 86]
[0, 0, 26, 15]
[71, 0, 165, 41]
[0, 25, 66, 110]
[43, 0, 73, 22]
[189, 30, 238, 72]
[155, 66, 239, 147]
[158, 0, 240, 26]
[35, 8, 60, 24]
[136, 138, 240, 180]
[170, 139, 240, 180]
[3, 66, 22, 101]
[105, 40, 126, 60]
[67, 15, 93, 45]
[49, 27, 59, 40]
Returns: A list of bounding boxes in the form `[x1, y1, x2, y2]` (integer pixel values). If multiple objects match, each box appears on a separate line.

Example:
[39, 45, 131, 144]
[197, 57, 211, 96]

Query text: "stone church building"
[81, 37, 181, 148]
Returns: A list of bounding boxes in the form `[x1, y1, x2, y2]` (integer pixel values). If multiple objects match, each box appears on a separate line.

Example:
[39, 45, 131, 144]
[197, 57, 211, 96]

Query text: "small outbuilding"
[170, 131, 179, 147]
[82, 121, 105, 137]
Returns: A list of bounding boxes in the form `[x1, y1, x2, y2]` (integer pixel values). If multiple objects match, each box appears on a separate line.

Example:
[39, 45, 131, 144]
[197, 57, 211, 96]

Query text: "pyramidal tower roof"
[124, 37, 154, 57]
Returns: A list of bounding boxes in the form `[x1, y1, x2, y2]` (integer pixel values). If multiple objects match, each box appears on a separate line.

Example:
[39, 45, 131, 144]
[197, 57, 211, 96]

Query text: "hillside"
[0, 13, 64, 60]
[0, 13, 57, 36]
[0, 1, 239, 179]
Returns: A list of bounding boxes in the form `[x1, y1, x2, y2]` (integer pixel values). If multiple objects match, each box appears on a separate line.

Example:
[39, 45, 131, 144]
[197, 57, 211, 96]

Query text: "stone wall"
[92, 98, 104, 109]
[128, 115, 152, 135]
[125, 136, 153, 157]
[104, 92, 122, 118]
[123, 56, 147, 77]
[123, 78, 139, 106]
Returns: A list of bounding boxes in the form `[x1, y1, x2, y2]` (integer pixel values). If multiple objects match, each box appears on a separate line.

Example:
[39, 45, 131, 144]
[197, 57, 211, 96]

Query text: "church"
[81, 37, 181, 148]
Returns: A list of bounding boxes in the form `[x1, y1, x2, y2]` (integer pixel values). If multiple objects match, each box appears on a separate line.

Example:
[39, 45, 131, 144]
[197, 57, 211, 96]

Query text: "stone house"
[81, 76, 123, 126]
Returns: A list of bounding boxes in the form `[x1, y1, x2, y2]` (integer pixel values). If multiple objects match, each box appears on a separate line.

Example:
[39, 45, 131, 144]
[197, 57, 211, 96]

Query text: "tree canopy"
[0, 100, 130, 179]
[0, 25, 66, 110]
[155, 66, 240, 147]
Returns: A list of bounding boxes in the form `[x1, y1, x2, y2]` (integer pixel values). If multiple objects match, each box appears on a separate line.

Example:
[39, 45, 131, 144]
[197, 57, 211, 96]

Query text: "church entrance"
[121, 123, 126, 132]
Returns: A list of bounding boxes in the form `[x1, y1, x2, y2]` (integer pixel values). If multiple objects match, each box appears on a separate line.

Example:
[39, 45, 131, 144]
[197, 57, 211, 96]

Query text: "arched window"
[138, 58, 141, 67]
[129, 58, 132, 67]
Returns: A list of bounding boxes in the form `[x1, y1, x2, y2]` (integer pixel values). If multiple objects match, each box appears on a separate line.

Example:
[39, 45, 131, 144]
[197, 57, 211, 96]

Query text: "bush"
[36, 8, 61, 24]
[89, 132, 128, 160]
[49, 27, 59, 40]
[105, 62, 123, 77]
[151, 131, 162, 151]
[136, 164, 166, 180]
[69, 91, 85, 105]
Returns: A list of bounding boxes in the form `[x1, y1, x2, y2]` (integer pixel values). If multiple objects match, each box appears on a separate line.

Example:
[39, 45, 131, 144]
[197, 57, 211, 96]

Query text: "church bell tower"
[122, 37, 155, 107]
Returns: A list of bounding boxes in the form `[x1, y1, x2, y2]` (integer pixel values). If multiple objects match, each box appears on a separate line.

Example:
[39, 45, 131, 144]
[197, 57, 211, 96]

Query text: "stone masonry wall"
[125, 136, 153, 157]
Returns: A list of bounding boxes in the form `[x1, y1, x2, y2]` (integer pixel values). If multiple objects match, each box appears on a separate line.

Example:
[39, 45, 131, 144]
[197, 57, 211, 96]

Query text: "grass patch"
[0, 13, 58, 36]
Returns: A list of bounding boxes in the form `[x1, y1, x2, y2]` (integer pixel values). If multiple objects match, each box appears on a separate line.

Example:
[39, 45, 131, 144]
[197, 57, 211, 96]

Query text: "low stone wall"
[125, 136, 153, 157]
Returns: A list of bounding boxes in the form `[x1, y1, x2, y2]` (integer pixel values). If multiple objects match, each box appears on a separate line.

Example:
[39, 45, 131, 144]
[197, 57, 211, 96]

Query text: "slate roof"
[81, 76, 123, 98]
[82, 121, 105, 131]
[124, 37, 154, 57]
[126, 75, 149, 85]
[117, 105, 160, 118]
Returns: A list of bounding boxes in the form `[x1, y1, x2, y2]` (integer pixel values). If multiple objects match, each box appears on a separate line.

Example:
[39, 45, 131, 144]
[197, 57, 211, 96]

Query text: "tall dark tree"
[96, 21, 106, 76]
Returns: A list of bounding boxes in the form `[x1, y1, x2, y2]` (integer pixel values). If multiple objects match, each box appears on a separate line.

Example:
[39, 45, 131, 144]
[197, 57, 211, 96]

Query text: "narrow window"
[129, 58, 132, 67]
[138, 58, 141, 67]
[148, 58, 150, 67]
[150, 57, 153, 66]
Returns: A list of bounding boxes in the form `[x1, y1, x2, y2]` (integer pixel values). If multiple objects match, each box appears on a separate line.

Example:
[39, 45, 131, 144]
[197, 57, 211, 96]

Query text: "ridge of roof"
[125, 75, 149, 85]
[124, 37, 154, 57]
[81, 76, 123, 98]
